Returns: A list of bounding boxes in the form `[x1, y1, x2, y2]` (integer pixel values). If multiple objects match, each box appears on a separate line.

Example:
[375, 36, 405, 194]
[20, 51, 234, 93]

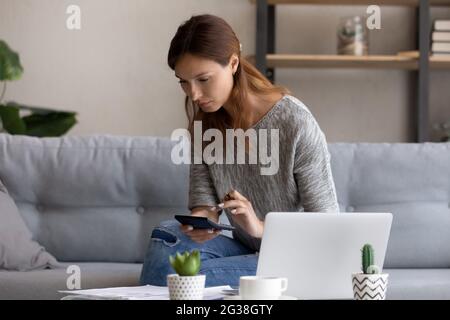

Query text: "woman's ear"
[230, 54, 239, 75]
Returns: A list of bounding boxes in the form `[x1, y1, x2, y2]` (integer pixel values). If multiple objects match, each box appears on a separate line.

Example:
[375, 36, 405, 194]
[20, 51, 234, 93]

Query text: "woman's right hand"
[180, 206, 221, 243]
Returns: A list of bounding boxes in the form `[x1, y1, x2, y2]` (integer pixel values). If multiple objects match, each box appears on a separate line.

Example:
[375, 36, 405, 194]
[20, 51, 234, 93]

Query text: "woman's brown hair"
[168, 14, 290, 139]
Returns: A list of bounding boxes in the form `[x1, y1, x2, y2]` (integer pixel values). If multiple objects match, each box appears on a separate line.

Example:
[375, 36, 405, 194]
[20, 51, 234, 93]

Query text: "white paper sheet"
[59, 285, 233, 300]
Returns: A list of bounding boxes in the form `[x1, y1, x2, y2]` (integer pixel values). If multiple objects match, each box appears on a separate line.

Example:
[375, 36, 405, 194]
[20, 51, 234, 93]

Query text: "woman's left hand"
[220, 189, 264, 238]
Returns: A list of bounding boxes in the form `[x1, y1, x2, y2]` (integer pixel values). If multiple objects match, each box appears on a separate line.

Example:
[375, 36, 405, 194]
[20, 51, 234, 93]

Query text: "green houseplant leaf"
[22, 111, 77, 137]
[0, 105, 26, 134]
[0, 40, 24, 81]
[0, 40, 77, 137]
[0, 103, 77, 137]
[169, 250, 201, 276]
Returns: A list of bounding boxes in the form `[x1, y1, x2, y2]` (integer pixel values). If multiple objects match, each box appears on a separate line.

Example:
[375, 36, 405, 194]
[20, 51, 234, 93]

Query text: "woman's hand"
[221, 190, 264, 238]
[180, 206, 221, 243]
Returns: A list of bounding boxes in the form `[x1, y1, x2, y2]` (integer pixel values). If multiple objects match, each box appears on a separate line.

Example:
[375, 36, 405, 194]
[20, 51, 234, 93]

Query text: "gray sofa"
[0, 134, 449, 300]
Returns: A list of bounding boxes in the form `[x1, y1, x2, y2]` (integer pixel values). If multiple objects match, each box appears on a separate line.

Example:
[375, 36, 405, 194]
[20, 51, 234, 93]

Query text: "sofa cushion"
[0, 178, 60, 271]
[385, 269, 450, 300]
[0, 134, 189, 263]
[0, 262, 142, 300]
[329, 143, 450, 268]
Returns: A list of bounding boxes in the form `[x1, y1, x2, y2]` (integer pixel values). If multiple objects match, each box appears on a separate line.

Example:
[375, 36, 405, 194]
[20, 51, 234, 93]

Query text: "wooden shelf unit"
[253, 0, 450, 142]
[265, 54, 419, 69]
[248, 54, 450, 69]
[430, 56, 450, 69]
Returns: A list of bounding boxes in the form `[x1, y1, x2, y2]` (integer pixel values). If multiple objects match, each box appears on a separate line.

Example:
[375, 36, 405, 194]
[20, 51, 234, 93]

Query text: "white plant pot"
[167, 274, 206, 300]
[352, 273, 389, 300]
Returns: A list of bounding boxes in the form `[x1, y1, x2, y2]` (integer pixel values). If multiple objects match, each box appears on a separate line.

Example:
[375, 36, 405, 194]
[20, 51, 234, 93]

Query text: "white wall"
[0, 0, 449, 142]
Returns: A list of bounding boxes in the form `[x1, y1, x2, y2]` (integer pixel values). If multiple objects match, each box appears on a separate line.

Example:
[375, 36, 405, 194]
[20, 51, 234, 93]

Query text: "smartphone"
[174, 215, 235, 231]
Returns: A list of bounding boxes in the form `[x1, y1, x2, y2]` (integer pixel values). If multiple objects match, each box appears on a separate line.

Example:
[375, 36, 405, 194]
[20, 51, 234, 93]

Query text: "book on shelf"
[431, 53, 450, 58]
[432, 32, 450, 42]
[431, 42, 450, 54]
[434, 20, 450, 31]
[432, 21, 450, 57]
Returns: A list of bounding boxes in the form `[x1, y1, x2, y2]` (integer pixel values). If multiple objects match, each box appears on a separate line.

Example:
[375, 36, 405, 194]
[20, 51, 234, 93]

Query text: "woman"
[140, 14, 339, 287]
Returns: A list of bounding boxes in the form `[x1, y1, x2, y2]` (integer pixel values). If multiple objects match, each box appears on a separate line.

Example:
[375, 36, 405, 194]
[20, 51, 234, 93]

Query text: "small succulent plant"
[361, 244, 381, 274]
[169, 250, 201, 276]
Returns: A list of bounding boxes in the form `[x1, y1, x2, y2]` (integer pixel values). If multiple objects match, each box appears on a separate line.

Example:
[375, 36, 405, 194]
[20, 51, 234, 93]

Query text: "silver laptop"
[256, 212, 392, 300]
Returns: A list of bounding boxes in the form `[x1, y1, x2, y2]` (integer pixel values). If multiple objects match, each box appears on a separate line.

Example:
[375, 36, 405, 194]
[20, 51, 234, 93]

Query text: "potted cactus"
[352, 244, 389, 300]
[167, 250, 205, 300]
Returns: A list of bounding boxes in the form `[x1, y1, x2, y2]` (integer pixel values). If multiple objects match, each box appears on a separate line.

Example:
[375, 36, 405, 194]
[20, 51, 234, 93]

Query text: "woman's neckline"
[225, 94, 289, 129]
[250, 94, 288, 129]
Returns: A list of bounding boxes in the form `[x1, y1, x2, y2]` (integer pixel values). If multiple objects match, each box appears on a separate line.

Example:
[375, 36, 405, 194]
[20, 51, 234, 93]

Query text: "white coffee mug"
[239, 276, 288, 300]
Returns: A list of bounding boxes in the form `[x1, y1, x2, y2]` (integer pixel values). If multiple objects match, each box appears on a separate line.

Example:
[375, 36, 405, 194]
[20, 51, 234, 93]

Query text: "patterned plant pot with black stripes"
[352, 273, 389, 300]
[167, 274, 206, 300]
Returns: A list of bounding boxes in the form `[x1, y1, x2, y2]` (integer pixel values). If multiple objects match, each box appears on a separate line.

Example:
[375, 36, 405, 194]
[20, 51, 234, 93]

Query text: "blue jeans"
[139, 220, 258, 287]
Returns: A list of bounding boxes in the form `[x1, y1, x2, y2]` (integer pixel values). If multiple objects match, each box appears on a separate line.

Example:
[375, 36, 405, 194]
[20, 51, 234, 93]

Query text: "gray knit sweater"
[188, 95, 339, 251]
